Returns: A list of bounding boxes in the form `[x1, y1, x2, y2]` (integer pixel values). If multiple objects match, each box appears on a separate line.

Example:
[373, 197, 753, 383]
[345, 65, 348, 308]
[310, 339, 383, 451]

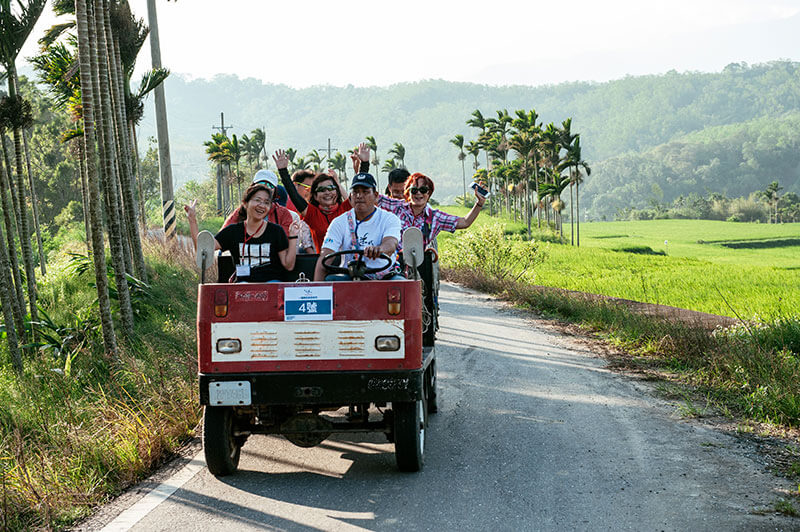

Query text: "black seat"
[216, 252, 319, 283]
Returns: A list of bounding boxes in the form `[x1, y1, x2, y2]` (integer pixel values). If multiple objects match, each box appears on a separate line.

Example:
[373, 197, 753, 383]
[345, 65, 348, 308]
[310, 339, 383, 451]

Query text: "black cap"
[350, 172, 377, 190]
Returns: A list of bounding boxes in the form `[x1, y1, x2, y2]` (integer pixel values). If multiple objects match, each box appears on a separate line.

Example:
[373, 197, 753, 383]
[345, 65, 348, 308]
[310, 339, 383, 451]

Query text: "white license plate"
[209, 381, 251, 406]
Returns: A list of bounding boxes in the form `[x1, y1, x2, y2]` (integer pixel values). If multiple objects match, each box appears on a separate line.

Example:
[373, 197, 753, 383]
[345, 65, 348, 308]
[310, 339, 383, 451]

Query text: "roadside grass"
[0, 236, 200, 531]
[439, 210, 800, 318]
[439, 221, 800, 433]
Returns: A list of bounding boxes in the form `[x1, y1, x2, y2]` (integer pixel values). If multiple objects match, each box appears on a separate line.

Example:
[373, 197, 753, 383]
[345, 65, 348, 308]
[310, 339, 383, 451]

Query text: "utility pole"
[146, 0, 175, 241]
[212, 113, 233, 215]
[319, 138, 337, 168]
[212, 112, 233, 137]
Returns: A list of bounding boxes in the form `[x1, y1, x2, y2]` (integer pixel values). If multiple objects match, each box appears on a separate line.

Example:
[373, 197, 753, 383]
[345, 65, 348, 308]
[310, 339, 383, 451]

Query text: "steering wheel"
[321, 249, 392, 280]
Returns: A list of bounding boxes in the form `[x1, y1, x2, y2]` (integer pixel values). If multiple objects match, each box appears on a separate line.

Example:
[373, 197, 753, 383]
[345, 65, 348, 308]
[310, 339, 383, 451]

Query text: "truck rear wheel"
[203, 406, 241, 476]
[394, 400, 425, 472]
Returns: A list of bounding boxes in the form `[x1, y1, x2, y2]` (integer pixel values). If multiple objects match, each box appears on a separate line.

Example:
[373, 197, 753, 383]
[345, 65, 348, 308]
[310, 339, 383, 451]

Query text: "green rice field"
[438, 209, 800, 319]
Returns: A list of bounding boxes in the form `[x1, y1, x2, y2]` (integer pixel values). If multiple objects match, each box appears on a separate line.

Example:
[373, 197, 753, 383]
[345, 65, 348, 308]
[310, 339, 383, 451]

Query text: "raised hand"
[350, 150, 361, 173]
[183, 198, 198, 219]
[272, 149, 290, 170]
[357, 142, 370, 162]
[288, 219, 302, 238]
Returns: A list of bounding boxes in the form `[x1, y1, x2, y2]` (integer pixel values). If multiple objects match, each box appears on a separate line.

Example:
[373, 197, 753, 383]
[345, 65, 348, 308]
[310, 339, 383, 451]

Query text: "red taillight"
[214, 288, 228, 317]
[387, 287, 401, 315]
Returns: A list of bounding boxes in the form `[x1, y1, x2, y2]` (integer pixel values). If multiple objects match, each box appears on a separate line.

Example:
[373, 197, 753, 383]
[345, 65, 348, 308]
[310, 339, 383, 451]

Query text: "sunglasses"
[316, 185, 338, 193]
[410, 186, 430, 195]
[254, 180, 275, 189]
[296, 182, 312, 189]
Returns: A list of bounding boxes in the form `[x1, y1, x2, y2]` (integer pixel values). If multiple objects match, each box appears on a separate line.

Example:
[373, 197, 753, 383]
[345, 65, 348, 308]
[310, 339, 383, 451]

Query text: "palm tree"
[466, 140, 481, 172]
[510, 127, 536, 237]
[511, 109, 543, 231]
[762, 181, 783, 223]
[306, 149, 325, 172]
[230, 133, 242, 200]
[107, 0, 147, 281]
[292, 155, 310, 172]
[468, 109, 497, 214]
[204, 132, 233, 213]
[562, 135, 590, 246]
[330, 151, 348, 187]
[0, 100, 27, 328]
[250, 127, 266, 168]
[285, 147, 297, 171]
[0, 0, 47, 330]
[388, 142, 405, 168]
[75, 0, 118, 355]
[0, 122, 25, 335]
[488, 109, 512, 213]
[93, 0, 135, 334]
[449, 134, 467, 200]
[381, 158, 398, 173]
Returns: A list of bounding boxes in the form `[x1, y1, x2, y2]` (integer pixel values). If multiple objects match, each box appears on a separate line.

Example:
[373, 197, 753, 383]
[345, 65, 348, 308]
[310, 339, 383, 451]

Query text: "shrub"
[440, 222, 545, 283]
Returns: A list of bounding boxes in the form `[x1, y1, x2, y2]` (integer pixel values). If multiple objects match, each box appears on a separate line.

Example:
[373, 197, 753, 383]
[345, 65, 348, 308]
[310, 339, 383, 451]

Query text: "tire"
[203, 406, 241, 476]
[394, 400, 425, 472]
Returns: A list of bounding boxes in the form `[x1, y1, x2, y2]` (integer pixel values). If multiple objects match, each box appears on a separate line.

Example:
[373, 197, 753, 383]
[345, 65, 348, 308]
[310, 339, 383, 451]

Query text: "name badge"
[236, 264, 251, 277]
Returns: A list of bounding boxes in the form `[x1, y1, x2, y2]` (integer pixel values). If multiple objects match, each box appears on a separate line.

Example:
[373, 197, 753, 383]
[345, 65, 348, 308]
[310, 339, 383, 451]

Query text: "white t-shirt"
[322, 208, 402, 274]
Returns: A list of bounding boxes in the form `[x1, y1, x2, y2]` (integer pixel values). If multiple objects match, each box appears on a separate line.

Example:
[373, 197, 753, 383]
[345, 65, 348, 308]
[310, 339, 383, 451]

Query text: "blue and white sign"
[284, 286, 333, 321]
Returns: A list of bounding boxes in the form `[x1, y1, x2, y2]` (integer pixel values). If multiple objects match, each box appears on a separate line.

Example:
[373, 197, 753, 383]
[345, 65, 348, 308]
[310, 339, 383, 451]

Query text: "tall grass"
[0, 236, 200, 530]
[440, 223, 800, 429]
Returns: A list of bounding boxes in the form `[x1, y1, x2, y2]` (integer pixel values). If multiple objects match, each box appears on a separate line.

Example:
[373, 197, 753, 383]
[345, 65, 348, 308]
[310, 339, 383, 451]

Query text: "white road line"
[100, 452, 205, 532]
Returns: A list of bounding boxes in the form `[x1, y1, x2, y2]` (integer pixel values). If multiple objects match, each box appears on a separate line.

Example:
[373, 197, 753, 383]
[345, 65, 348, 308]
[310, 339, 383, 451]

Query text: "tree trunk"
[0, 217, 23, 374]
[93, 0, 134, 334]
[6, 67, 38, 329]
[576, 181, 580, 247]
[130, 123, 147, 234]
[77, 142, 92, 253]
[0, 132, 26, 324]
[75, 0, 118, 355]
[570, 179, 574, 246]
[109, 30, 147, 281]
[22, 129, 45, 275]
[216, 164, 222, 214]
[0, 131, 26, 336]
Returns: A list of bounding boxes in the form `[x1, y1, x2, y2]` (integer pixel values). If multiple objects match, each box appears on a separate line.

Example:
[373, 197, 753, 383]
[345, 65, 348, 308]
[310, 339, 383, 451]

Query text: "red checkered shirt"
[377, 196, 459, 248]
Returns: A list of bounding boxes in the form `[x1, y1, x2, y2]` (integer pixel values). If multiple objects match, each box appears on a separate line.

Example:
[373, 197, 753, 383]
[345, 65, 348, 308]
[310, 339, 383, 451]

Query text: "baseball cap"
[252, 169, 278, 188]
[350, 172, 377, 190]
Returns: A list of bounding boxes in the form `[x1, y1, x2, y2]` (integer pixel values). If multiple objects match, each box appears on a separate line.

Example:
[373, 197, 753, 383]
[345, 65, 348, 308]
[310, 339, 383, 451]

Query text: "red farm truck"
[194, 228, 438, 475]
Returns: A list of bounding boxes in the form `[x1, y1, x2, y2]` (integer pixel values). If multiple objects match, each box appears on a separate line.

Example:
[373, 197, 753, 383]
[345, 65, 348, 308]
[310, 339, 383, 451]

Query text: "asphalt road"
[90, 283, 795, 531]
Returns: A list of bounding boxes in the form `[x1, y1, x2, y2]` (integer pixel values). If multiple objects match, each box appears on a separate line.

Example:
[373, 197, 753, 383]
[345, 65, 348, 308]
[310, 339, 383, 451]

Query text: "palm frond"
[38, 21, 75, 49]
[135, 67, 169, 99]
[61, 127, 83, 143]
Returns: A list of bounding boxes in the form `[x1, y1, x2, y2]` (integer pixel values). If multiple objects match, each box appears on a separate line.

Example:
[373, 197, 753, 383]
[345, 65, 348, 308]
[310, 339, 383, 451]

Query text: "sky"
[18, 0, 800, 88]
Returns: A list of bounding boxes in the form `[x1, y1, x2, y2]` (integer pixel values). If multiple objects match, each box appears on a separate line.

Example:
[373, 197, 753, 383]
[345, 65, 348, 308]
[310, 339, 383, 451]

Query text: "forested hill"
[134, 60, 800, 219]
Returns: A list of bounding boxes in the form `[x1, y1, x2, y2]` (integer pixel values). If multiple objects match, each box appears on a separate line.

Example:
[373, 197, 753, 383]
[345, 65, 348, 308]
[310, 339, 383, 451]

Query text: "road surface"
[87, 283, 795, 531]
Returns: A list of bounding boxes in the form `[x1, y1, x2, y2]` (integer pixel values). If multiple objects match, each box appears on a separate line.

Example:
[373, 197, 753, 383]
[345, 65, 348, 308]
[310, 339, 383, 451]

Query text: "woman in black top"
[185, 184, 301, 281]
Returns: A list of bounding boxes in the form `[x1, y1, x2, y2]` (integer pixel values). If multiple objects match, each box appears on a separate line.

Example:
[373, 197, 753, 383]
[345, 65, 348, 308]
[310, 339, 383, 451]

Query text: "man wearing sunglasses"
[313, 172, 404, 281]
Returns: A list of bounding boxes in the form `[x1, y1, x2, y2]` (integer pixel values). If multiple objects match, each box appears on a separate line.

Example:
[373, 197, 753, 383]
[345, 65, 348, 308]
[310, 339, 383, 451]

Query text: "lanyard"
[352, 208, 377, 248]
[243, 221, 265, 245]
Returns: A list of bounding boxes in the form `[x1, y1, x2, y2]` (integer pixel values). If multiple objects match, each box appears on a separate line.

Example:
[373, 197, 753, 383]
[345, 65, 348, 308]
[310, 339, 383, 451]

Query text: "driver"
[313, 172, 405, 281]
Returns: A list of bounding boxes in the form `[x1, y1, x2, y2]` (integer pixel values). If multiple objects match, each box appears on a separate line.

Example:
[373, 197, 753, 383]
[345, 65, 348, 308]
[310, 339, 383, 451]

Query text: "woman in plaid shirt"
[377, 171, 486, 248]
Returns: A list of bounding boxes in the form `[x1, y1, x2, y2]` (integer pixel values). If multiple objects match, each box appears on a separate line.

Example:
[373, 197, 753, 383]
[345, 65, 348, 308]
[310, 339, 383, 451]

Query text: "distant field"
[438, 208, 799, 318]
